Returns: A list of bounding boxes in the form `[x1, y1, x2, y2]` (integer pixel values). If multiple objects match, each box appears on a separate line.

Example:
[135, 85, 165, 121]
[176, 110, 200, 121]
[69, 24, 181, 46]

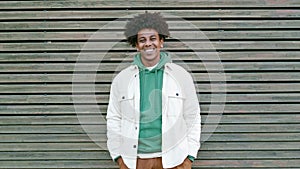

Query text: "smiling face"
[136, 28, 164, 67]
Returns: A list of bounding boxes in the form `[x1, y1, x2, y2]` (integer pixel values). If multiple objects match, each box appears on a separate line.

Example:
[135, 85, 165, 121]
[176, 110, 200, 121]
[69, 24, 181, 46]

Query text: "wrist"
[187, 155, 195, 163]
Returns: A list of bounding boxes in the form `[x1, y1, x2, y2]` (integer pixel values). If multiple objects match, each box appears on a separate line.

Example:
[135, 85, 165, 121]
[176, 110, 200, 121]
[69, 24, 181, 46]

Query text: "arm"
[183, 73, 201, 158]
[106, 80, 122, 160]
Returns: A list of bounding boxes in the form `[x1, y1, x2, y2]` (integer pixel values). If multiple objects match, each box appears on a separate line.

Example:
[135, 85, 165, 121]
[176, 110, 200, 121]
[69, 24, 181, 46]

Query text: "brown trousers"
[118, 157, 192, 169]
[136, 157, 192, 169]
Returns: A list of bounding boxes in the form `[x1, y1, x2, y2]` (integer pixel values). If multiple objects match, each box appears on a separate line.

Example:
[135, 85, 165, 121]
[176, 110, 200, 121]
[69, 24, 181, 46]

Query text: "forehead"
[137, 28, 159, 37]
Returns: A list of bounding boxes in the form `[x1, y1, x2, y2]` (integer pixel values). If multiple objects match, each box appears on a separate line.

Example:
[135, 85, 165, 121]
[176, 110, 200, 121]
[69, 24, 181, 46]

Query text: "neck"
[141, 56, 160, 67]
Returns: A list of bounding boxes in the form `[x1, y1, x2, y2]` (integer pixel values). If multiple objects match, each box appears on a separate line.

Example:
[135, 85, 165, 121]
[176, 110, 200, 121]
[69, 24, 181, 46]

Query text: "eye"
[150, 37, 157, 41]
[138, 39, 146, 43]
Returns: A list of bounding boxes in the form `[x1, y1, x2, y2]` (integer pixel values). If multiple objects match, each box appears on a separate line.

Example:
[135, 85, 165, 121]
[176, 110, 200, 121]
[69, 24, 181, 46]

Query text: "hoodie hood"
[133, 51, 171, 70]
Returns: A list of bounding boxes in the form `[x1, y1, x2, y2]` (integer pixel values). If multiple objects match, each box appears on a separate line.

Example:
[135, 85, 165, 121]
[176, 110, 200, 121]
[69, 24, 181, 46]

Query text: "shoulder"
[165, 63, 192, 78]
[112, 65, 138, 83]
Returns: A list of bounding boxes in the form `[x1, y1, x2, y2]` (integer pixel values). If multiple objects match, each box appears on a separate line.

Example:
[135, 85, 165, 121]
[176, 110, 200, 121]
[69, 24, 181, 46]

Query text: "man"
[106, 12, 201, 169]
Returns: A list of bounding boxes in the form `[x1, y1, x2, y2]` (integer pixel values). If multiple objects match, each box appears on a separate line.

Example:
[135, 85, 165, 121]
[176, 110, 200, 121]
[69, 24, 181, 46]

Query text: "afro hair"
[124, 12, 170, 47]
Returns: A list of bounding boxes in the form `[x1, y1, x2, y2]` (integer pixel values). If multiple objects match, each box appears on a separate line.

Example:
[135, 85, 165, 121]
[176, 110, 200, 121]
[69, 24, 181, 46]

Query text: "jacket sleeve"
[106, 80, 122, 160]
[182, 72, 201, 158]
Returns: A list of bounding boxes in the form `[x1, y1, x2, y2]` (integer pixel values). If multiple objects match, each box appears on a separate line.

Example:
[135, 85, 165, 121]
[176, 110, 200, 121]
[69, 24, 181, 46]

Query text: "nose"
[145, 39, 152, 46]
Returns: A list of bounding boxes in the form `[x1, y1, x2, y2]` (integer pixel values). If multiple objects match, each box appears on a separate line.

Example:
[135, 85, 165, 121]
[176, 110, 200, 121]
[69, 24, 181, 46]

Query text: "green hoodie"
[133, 52, 171, 154]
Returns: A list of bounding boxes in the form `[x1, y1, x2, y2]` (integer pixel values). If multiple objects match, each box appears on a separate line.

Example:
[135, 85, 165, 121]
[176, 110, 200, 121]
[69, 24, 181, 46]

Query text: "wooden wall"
[1, 0, 300, 168]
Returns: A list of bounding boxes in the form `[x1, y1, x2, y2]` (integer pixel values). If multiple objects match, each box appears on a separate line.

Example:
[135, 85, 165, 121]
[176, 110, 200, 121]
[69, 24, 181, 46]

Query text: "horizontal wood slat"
[2, 20, 300, 30]
[0, 150, 299, 160]
[0, 114, 299, 125]
[1, 73, 299, 83]
[0, 0, 299, 9]
[0, 93, 299, 104]
[1, 31, 300, 41]
[1, 83, 300, 93]
[1, 62, 299, 72]
[1, 52, 300, 62]
[0, 31, 300, 42]
[1, 10, 300, 20]
[1, 104, 300, 115]
[0, 133, 299, 143]
[1, 41, 300, 51]
[1, 124, 299, 134]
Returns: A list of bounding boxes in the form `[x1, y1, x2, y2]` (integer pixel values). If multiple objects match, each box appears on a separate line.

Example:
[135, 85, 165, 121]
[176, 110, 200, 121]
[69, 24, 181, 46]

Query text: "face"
[136, 28, 164, 67]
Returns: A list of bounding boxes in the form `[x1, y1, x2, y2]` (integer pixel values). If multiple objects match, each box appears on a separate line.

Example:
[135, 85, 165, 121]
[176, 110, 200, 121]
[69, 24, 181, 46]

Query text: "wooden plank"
[1, 83, 300, 93]
[1, 62, 300, 72]
[1, 20, 300, 30]
[0, 134, 106, 143]
[0, 0, 299, 9]
[1, 159, 299, 168]
[1, 10, 299, 20]
[0, 124, 299, 134]
[0, 114, 299, 125]
[194, 159, 300, 168]
[1, 52, 300, 62]
[200, 142, 300, 151]
[0, 150, 299, 160]
[0, 125, 99, 134]
[1, 73, 300, 83]
[0, 93, 300, 104]
[0, 160, 116, 169]
[1, 104, 300, 115]
[0, 159, 299, 168]
[1, 31, 300, 41]
[0, 133, 299, 143]
[0, 151, 110, 160]
[0, 142, 298, 151]
[1, 41, 299, 51]
[199, 150, 300, 160]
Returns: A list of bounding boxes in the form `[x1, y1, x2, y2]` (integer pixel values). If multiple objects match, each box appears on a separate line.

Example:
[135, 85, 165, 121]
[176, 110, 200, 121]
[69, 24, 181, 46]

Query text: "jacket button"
[176, 93, 179, 96]
[122, 96, 125, 99]
[133, 145, 136, 148]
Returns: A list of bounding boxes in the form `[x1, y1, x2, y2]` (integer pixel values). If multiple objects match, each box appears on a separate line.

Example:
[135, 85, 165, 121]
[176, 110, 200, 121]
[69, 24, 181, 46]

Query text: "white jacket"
[106, 63, 201, 168]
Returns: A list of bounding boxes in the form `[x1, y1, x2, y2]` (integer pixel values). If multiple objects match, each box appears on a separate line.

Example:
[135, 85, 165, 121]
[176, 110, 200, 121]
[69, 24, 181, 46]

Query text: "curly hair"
[124, 12, 170, 47]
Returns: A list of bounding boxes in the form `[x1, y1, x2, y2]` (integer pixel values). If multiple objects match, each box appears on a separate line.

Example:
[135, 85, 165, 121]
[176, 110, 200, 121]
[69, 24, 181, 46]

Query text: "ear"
[160, 39, 164, 48]
[135, 42, 139, 51]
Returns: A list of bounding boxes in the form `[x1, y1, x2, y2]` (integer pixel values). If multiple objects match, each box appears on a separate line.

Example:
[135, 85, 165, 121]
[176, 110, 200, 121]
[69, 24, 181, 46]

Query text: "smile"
[144, 48, 155, 53]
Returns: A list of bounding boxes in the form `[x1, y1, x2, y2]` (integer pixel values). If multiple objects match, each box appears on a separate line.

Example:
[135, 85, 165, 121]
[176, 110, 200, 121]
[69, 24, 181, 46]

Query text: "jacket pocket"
[167, 92, 185, 117]
[118, 94, 135, 120]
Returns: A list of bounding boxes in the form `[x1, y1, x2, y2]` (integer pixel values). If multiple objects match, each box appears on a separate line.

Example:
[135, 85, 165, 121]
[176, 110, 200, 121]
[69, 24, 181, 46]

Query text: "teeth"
[145, 49, 154, 52]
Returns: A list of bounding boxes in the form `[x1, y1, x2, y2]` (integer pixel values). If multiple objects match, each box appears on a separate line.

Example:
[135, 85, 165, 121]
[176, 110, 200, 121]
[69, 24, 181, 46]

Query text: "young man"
[106, 12, 201, 169]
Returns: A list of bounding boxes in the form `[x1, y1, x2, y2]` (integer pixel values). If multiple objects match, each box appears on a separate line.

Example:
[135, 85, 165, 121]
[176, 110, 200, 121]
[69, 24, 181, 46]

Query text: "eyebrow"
[138, 34, 157, 39]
